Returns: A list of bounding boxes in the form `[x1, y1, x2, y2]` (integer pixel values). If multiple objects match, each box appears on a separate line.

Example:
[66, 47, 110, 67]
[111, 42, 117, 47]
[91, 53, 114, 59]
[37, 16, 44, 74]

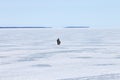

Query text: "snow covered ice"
[1, 28, 120, 80]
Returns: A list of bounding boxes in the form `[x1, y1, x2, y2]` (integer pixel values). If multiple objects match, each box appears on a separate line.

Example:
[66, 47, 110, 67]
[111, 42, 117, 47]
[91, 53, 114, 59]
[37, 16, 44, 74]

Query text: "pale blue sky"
[0, 0, 120, 28]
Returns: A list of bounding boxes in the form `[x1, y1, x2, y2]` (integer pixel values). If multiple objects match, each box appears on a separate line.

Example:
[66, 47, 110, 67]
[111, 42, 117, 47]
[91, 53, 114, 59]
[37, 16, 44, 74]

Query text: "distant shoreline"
[0, 26, 90, 29]
[64, 26, 90, 28]
[0, 27, 52, 29]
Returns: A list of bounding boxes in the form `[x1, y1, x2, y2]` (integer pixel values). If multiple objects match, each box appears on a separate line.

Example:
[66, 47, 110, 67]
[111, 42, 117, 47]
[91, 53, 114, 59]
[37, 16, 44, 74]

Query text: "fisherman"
[57, 38, 61, 45]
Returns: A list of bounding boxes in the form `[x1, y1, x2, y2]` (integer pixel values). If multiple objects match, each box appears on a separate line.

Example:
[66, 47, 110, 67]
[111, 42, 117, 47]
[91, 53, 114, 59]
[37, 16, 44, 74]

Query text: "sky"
[0, 0, 120, 28]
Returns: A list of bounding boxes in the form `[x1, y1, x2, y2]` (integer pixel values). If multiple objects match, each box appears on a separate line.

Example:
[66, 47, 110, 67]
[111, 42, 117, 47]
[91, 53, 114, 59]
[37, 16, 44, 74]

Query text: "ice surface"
[61, 73, 120, 80]
[0, 28, 120, 80]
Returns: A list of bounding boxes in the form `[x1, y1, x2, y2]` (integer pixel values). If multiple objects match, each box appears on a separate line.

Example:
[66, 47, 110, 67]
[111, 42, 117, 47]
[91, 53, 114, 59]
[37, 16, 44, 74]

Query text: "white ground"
[0, 28, 120, 80]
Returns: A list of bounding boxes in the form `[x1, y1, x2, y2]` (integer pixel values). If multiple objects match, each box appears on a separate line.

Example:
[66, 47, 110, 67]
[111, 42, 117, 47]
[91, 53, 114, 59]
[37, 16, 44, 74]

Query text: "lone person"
[57, 38, 61, 45]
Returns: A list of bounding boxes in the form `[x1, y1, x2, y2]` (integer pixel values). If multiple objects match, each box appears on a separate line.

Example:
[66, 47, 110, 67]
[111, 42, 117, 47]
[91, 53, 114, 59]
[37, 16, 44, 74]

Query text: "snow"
[0, 28, 120, 80]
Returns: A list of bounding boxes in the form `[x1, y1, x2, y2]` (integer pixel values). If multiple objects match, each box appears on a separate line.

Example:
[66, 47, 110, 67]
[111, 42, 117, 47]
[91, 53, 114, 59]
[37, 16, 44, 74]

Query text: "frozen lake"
[0, 28, 120, 80]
